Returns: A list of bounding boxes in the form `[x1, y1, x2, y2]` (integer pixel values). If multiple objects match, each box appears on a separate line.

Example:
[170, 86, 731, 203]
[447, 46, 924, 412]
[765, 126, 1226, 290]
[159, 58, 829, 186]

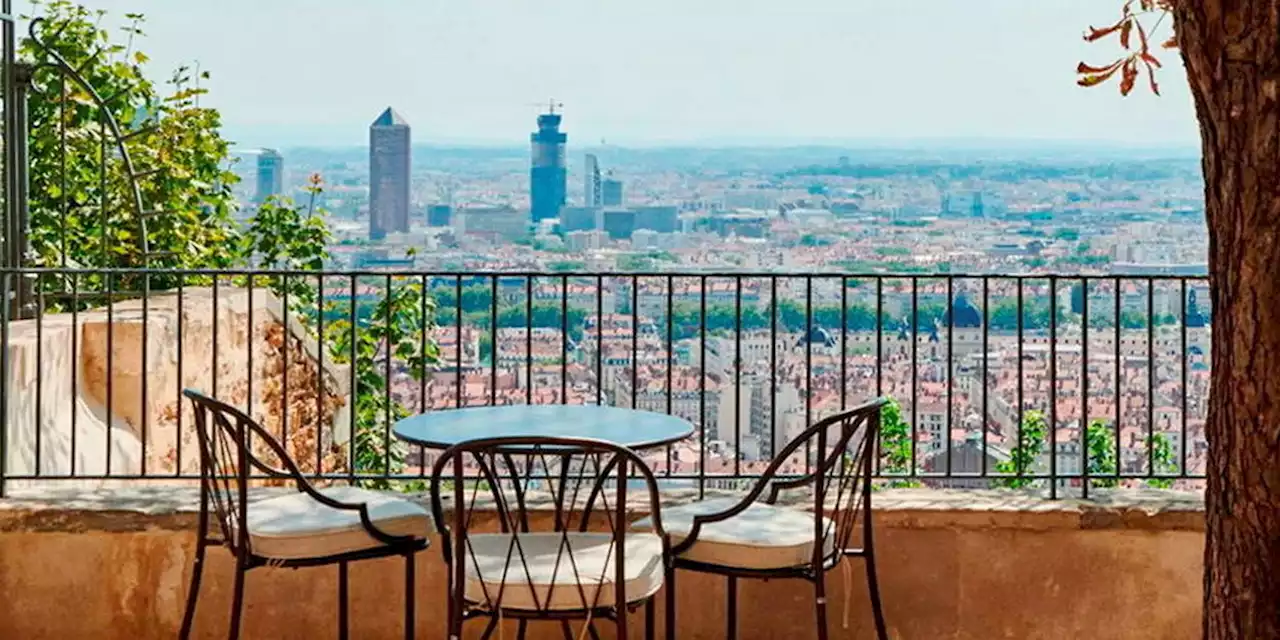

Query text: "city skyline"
[35, 0, 1201, 150]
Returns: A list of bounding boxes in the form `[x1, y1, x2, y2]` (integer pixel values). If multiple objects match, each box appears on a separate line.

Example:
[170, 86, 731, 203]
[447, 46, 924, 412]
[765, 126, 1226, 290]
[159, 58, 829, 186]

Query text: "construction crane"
[526, 99, 564, 115]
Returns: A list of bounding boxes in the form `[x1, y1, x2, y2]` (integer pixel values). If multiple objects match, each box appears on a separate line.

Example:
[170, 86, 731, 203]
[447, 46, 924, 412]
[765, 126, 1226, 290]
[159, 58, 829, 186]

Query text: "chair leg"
[865, 554, 888, 640]
[228, 563, 246, 640]
[726, 576, 738, 640]
[446, 566, 458, 640]
[478, 616, 498, 640]
[665, 568, 677, 640]
[404, 553, 416, 640]
[645, 598, 656, 640]
[178, 538, 207, 640]
[617, 602, 629, 640]
[516, 619, 529, 640]
[813, 573, 829, 640]
[338, 561, 349, 640]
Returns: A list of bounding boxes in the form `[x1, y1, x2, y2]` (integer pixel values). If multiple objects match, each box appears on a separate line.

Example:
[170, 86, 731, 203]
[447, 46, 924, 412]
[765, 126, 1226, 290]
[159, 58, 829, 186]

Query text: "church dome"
[944, 293, 983, 329]
[797, 326, 836, 348]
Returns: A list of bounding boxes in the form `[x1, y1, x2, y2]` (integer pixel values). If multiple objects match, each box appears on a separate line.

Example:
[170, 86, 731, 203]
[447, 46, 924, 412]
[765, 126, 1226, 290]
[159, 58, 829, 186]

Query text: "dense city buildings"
[255, 148, 283, 204]
[530, 106, 567, 224]
[254, 137, 1209, 487]
[455, 205, 527, 242]
[369, 107, 411, 239]
[560, 206, 599, 233]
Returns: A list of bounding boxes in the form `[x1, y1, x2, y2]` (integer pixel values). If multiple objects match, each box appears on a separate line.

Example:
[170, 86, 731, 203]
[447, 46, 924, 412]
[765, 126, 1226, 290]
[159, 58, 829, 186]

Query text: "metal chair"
[637, 398, 889, 640]
[178, 389, 431, 640]
[429, 435, 670, 640]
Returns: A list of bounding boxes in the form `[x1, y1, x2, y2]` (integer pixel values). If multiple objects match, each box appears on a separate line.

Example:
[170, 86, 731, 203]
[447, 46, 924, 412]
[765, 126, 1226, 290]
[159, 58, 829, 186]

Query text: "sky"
[18, 0, 1202, 150]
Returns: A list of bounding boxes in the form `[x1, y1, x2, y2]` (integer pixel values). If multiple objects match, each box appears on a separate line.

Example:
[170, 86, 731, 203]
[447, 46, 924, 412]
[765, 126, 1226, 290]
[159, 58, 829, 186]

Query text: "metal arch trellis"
[23, 15, 168, 276]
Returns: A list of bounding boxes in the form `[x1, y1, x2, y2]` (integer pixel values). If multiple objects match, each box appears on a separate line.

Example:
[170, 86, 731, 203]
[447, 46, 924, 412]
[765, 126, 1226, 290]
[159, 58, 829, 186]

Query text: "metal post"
[11, 61, 34, 319]
[2, 1, 13, 296]
[0, 271, 9, 497]
[0, 0, 15, 497]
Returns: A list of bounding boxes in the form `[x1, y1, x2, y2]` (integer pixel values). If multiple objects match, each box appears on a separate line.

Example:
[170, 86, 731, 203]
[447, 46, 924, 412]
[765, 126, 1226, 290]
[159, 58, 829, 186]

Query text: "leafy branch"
[1078, 0, 1176, 96]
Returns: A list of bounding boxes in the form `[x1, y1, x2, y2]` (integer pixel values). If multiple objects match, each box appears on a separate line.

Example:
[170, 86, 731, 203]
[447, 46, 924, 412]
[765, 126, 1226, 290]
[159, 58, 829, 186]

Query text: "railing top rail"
[0, 267, 1210, 280]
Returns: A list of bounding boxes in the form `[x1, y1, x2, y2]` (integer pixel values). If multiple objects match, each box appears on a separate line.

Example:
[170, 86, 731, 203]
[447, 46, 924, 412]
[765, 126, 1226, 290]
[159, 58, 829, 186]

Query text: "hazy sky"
[19, 0, 1201, 149]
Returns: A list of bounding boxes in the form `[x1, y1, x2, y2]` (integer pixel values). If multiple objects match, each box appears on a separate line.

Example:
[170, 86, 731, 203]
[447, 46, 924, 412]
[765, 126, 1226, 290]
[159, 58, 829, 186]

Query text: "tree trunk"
[1174, 2, 1280, 638]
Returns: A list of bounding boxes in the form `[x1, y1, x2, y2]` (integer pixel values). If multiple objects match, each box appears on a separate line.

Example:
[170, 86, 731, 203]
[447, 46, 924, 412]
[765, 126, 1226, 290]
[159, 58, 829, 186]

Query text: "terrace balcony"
[0, 269, 1208, 639]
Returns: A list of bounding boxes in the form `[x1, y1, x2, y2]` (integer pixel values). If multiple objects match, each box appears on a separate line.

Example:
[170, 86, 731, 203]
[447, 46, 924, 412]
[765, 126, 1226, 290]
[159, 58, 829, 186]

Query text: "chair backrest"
[183, 389, 314, 557]
[428, 436, 668, 616]
[744, 397, 886, 567]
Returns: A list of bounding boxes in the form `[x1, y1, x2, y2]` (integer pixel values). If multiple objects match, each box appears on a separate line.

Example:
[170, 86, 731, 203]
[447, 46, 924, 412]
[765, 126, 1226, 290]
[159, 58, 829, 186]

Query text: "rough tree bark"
[1173, 1, 1280, 638]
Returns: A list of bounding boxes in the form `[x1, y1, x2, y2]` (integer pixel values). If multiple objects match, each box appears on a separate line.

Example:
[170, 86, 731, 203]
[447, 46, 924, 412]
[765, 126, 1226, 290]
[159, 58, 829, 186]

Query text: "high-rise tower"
[369, 107, 411, 239]
[602, 175, 623, 207]
[530, 102, 567, 223]
[584, 153, 602, 207]
[255, 149, 284, 204]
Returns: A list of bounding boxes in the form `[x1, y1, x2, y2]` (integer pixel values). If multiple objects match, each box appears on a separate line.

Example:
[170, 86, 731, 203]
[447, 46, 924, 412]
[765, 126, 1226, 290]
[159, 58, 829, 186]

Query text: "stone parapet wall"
[0, 487, 1203, 639]
[2, 288, 350, 485]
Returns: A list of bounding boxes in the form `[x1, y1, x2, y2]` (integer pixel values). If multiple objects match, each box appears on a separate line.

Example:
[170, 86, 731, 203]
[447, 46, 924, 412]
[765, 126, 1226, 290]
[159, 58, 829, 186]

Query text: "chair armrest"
[669, 476, 773, 556]
[299, 485, 420, 545]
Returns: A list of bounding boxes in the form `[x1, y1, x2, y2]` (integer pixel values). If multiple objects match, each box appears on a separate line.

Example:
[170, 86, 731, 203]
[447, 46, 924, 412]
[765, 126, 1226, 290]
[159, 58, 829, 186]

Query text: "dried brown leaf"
[1144, 59, 1161, 96]
[1077, 64, 1124, 88]
[1119, 59, 1139, 95]
[1085, 22, 1124, 42]
[1078, 61, 1123, 74]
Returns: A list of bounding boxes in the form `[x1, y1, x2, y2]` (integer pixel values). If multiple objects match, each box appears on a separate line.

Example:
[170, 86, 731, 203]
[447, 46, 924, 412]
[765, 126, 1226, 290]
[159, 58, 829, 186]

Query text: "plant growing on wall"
[242, 179, 438, 489]
[1085, 419, 1119, 489]
[1147, 432, 1177, 489]
[878, 397, 918, 487]
[995, 410, 1048, 489]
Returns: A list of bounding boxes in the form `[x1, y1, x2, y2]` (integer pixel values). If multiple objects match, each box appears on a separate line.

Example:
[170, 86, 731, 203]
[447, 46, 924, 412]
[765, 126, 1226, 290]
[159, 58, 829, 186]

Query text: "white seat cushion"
[245, 486, 431, 560]
[633, 497, 832, 570]
[464, 532, 665, 611]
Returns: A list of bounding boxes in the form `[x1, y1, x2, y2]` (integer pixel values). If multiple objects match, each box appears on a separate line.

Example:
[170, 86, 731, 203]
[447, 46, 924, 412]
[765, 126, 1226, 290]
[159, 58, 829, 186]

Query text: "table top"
[391, 404, 695, 450]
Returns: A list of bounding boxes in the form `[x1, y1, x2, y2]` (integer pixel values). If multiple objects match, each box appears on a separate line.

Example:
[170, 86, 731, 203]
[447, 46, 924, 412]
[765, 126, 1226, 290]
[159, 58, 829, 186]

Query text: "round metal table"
[392, 404, 694, 450]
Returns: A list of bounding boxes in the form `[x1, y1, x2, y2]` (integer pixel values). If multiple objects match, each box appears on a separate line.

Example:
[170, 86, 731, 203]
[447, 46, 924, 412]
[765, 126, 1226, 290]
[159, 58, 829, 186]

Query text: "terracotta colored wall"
[0, 494, 1203, 640]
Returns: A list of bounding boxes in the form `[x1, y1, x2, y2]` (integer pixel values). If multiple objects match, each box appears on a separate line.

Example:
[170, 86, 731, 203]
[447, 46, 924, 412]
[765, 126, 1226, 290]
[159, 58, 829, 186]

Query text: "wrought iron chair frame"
[429, 435, 671, 640]
[664, 398, 890, 640]
[178, 389, 430, 640]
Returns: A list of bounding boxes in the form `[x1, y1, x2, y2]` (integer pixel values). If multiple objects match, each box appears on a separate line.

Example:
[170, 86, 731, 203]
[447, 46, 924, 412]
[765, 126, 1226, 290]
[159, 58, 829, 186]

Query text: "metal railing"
[0, 267, 1211, 498]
